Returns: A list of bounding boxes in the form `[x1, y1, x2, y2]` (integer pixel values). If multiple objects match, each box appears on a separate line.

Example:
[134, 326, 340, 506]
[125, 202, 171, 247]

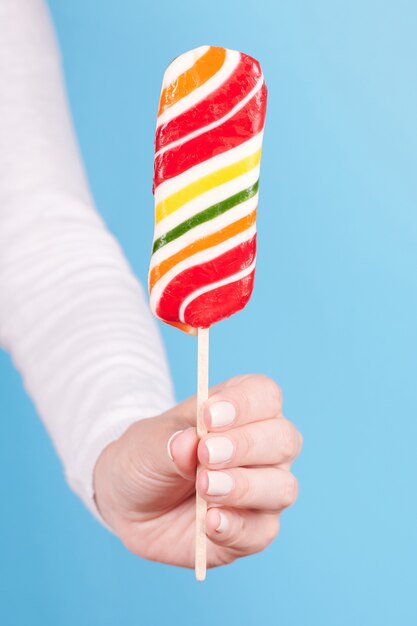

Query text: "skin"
[94, 374, 302, 569]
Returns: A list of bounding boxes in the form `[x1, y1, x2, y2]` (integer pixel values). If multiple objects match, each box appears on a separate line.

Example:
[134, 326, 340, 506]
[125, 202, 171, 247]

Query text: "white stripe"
[154, 166, 260, 239]
[179, 258, 256, 323]
[161, 46, 209, 89]
[155, 76, 264, 158]
[154, 130, 264, 201]
[156, 50, 241, 128]
[150, 194, 258, 270]
[150, 225, 256, 312]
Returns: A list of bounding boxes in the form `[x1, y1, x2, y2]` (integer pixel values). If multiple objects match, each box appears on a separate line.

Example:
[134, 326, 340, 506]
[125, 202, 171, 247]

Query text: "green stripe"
[152, 179, 259, 254]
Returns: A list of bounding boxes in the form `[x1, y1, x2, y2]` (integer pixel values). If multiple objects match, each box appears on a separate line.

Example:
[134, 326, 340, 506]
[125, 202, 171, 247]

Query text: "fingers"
[206, 508, 280, 554]
[204, 374, 283, 431]
[198, 417, 302, 469]
[171, 374, 282, 429]
[197, 467, 298, 512]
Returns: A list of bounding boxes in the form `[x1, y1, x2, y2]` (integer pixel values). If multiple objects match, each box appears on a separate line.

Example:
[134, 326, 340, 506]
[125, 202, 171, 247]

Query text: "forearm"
[0, 0, 174, 519]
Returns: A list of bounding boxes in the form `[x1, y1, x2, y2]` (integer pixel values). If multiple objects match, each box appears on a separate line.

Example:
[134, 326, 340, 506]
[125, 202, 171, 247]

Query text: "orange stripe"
[158, 47, 226, 116]
[164, 319, 197, 335]
[149, 209, 257, 291]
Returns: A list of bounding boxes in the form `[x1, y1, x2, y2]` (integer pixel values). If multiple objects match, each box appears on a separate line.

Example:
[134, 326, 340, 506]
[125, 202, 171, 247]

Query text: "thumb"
[102, 418, 199, 518]
[167, 427, 198, 479]
[128, 415, 198, 482]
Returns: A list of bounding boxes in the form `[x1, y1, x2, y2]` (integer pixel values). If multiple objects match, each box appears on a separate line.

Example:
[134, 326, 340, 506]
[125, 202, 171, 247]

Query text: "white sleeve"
[0, 0, 175, 522]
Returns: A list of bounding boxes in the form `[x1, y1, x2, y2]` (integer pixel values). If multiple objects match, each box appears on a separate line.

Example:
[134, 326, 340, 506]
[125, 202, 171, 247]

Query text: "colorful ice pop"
[149, 45, 267, 334]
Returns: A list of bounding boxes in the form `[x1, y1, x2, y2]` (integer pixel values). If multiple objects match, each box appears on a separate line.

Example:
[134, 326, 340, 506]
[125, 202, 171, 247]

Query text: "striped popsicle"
[149, 45, 267, 333]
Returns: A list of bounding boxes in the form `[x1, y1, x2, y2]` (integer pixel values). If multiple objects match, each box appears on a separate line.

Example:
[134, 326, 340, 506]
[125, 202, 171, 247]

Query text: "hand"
[94, 374, 302, 569]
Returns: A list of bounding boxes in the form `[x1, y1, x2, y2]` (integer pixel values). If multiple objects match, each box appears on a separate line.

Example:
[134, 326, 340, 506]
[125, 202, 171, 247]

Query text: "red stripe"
[156, 235, 256, 325]
[153, 84, 267, 190]
[182, 270, 255, 328]
[155, 54, 263, 152]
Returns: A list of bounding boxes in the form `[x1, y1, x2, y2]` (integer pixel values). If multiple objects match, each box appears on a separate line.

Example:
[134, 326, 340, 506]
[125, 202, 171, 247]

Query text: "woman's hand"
[94, 374, 302, 569]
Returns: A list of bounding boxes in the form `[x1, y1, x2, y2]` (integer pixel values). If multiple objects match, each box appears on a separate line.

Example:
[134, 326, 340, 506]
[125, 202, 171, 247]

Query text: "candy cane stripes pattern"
[149, 46, 267, 333]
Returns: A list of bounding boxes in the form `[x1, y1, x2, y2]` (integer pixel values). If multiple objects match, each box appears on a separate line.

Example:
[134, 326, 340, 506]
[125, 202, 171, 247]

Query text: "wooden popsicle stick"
[195, 327, 209, 581]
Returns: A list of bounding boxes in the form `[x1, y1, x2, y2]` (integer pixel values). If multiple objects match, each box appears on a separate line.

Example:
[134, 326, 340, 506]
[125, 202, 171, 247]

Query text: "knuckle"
[265, 378, 283, 414]
[237, 469, 253, 503]
[252, 374, 282, 414]
[236, 386, 250, 420]
[252, 517, 279, 553]
[283, 474, 299, 507]
[264, 516, 280, 547]
[226, 514, 246, 550]
[297, 429, 304, 452]
[279, 421, 299, 460]
[236, 513, 246, 539]
[235, 512, 246, 541]
[240, 373, 268, 386]
[250, 531, 268, 553]
[238, 427, 255, 458]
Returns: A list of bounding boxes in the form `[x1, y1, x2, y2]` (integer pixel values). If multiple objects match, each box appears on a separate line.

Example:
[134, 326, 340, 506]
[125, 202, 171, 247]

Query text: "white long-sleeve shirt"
[0, 0, 175, 522]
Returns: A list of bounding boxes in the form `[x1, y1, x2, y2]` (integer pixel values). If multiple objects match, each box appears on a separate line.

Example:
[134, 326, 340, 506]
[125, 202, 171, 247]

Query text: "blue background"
[1, 0, 416, 624]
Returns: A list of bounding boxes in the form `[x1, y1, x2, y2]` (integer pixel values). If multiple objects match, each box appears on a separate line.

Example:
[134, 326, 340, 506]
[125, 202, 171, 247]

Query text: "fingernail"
[167, 430, 184, 461]
[215, 511, 229, 533]
[205, 436, 234, 464]
[208, 400, 236, 428]
[207, 471, 234, 496]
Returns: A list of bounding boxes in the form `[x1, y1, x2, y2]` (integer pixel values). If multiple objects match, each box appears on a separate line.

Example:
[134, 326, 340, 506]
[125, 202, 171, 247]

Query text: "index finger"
[204, 374, 283, 431]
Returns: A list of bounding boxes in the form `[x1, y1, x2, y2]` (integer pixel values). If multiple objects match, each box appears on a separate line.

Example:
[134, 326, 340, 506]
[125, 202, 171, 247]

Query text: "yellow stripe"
[155, 148, 262, 223]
